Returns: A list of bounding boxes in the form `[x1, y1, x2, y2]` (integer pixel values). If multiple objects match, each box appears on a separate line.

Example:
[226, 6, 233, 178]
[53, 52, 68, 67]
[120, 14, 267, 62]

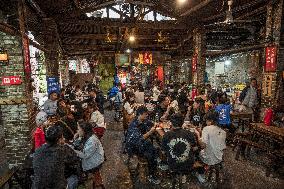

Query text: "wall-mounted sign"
[139, 52, 152, 65]
[262, 73, 276, 97]
[47, 76, 60, 95]
[192, 54, 197, 72]
[115, 54, 130, 67]
[1, 76, 22, 85]
[265, 46, 277, 72]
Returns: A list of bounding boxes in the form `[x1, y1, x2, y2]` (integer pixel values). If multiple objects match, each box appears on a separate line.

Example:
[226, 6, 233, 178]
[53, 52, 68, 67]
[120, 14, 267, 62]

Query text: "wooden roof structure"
[0, 0, 270, 56]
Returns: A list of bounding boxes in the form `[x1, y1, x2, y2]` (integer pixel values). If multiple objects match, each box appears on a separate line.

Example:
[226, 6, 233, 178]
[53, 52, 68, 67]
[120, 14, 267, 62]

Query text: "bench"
[235, 138, 268, 160]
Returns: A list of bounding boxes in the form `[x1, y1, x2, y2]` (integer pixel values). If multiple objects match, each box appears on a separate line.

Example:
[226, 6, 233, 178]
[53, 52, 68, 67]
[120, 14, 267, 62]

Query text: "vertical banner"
[47, 76, 60, 95]
[265, 46, 277, 72]
[192, 54, 197, 72]
[22, 36, 31, 79]
[157, 66, 164, 87]
[262, 73, 276, 97]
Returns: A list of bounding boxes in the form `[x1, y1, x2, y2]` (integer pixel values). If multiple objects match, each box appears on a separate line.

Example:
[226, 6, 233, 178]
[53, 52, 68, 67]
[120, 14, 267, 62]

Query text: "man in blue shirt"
[215, 96, 234, 133]
[125, 106, 160, 184]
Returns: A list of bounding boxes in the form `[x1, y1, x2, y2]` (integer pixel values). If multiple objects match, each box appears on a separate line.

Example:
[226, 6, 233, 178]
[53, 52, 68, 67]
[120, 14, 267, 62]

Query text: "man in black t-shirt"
[162, 113, 196, 173]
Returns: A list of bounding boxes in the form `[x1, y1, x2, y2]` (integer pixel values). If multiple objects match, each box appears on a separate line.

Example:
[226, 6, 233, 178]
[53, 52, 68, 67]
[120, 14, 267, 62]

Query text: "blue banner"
[47, 76, 60, 95]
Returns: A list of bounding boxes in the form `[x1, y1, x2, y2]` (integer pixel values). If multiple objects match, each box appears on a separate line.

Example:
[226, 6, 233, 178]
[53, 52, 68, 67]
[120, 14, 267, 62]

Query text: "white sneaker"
[181, 175, 187, 184]
[196, 173, 206, 183]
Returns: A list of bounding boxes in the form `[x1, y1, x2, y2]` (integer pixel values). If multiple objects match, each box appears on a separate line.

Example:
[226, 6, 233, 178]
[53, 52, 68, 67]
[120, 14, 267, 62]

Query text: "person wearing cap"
[125, 106, 160, 185]
[33, 111, 48, 150]
[161, 113, 196, 182]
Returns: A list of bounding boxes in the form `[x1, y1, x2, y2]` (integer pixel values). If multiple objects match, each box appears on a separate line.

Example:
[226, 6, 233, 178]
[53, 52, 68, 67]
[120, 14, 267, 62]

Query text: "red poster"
[139, 52, 152, 65]
[22, 36, 31, 78]
[2, 76, 22, 85]
[265, 46, 277, 72]
[192, 54, 197, 72]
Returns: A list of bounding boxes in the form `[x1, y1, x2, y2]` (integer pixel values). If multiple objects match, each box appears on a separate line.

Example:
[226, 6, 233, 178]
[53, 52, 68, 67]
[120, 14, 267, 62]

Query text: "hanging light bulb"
[177, 0, 187, 5]
[129, 35, 135, 42]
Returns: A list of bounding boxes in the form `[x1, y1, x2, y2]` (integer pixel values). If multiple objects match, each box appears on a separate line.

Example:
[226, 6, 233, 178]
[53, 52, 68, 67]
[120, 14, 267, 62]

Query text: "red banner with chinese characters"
[192, 54, 197, 72]
[139, 52, 152, 65]
[265, 46, 277, 72]
[22, 36, 31, 79]
[1, 76, 22, 85]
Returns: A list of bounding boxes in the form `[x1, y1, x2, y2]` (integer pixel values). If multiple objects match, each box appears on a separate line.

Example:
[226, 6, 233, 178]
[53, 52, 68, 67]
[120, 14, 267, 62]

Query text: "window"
[86, 4, 176, 21]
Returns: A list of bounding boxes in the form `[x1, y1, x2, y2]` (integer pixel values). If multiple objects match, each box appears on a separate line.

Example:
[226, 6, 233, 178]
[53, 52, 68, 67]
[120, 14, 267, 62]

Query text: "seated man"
[32, 125, 79, 189]
[125, 106, 160, 184]
[161, 113, 196, 174]
[195, 110, 226, 183]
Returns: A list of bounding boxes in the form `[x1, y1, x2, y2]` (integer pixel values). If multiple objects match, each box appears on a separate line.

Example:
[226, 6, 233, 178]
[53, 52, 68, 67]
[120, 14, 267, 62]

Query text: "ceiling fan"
[204, 0, 259, 28]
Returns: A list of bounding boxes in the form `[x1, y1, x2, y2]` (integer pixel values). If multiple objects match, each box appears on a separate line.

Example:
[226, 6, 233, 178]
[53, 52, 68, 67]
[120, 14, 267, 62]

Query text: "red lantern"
[265, 46, 277, 72]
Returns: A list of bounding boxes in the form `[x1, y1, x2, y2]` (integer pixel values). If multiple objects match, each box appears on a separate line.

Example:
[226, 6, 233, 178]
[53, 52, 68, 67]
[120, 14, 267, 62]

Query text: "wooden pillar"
[261, 0, 283, 108]
[192, 28, 206, 87]
[43, 18, 60, 77]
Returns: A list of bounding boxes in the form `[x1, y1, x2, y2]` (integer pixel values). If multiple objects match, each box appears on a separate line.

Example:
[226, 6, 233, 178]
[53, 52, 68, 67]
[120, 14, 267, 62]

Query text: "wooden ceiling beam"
[58, 0, 156, 19]
[58, 20, 187, 30]
[180, 0, 213, 17]
[26, 0, 46, 17]
[60, 33, 181, 40]
[63, 43, 177, 49]
[202, 0, 267, 23]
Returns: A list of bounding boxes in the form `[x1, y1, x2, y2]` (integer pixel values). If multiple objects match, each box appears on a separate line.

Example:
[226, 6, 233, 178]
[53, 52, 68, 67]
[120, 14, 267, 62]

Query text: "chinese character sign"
[262, 73, 276, 97]
[1, 76, 22, 85]
[139, 52, 152, 65]
[265, 46, 277, 72]
[47, 76, 60, 95]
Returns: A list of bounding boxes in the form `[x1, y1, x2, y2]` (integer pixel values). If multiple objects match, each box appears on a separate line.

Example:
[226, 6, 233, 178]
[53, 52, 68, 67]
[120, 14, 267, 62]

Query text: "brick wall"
[0, 31, 31, 171]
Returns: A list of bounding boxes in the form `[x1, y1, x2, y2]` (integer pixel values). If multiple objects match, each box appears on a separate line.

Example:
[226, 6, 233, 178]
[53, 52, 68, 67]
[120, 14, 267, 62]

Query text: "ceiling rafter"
[58, 19, 186, 30]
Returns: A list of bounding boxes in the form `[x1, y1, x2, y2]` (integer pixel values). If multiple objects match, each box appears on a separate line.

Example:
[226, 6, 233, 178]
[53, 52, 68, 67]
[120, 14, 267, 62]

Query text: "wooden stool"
[137, 157, 148, 183]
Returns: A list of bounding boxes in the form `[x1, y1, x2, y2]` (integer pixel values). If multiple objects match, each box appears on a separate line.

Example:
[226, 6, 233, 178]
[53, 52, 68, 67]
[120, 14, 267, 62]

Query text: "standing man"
[239, 78, 259, 108]
[205, 84, 218, 105]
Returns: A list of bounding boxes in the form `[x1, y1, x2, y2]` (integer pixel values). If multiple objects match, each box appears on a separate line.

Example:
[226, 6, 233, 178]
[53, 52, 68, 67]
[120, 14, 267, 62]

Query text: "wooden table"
[231, 111, 253, 132]
[250, 123, 284, 142]
[235, 122, 284, 176]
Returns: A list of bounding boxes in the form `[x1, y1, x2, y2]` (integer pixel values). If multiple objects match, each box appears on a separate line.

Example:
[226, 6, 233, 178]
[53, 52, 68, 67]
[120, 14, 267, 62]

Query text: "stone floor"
[100, 110, 284, 189]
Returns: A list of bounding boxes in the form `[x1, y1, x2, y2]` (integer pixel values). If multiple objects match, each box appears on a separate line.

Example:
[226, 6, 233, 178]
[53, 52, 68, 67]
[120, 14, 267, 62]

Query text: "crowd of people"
[118, 81, 231, 185]
[29, 77, 283, 188]
[32, 82, 106, 189]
